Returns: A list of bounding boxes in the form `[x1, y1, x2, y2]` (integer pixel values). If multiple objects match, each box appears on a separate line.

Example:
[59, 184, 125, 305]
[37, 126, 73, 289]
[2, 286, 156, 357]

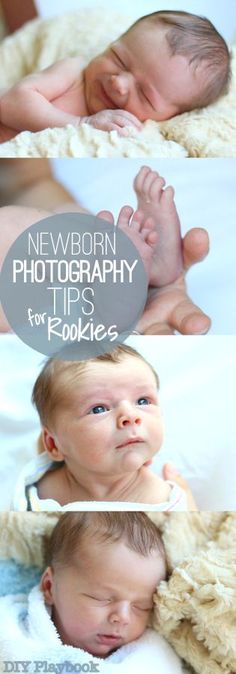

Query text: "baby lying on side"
[0, 10, 230, 142]
[13, 344, 192, 511]
[0, 512, 184, 673]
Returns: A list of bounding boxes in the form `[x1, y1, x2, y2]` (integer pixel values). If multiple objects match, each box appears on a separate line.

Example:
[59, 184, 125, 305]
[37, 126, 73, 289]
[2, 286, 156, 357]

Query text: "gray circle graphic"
[0, 213, 148, 359]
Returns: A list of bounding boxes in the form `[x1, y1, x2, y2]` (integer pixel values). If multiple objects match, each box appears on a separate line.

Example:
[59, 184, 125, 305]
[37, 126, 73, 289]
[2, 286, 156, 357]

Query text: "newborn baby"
[13, 344, 191, 511]
[0, 10, 230, 142]
[0, 513, 185, 673]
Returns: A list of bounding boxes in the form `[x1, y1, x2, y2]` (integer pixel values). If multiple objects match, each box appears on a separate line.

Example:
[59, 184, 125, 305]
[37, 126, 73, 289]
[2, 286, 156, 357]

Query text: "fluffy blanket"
[0, 513, 235, 674]
[0, 8, 235, 158]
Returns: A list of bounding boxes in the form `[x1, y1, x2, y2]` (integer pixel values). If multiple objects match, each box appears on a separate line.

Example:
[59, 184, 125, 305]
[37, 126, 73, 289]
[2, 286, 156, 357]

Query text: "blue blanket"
[0, 559, 41, 596]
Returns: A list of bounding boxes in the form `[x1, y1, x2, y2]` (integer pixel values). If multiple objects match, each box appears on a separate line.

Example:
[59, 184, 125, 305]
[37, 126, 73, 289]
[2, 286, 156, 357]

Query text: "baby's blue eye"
[90, 405, 107, 414]
[137, 398, 149, 406]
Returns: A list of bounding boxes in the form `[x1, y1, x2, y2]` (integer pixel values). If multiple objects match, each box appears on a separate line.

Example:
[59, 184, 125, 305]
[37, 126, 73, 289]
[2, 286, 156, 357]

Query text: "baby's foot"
[97, 206, 157, 280]
[134, 166, 183, 286]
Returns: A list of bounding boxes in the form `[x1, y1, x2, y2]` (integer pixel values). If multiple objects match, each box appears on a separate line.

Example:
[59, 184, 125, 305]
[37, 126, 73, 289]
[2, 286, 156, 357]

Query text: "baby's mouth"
[116, 437, 144, 450]
[97, 633, 123, 645]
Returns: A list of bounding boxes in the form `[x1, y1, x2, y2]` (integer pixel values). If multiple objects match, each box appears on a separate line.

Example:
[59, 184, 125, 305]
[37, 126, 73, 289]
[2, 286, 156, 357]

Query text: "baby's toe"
[149, 175, 166, 201]
[142, 229, 158, 246]
[130, 210, 143, 232]
[161, 185, 175, 204]
[117, 205, 134, 228]
[133, 165, 151, 193]
[97, 210, 114, 224]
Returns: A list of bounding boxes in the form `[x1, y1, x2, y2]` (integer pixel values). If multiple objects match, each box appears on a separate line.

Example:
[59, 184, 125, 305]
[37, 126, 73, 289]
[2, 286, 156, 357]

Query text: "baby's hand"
[84, 110, 142, 135]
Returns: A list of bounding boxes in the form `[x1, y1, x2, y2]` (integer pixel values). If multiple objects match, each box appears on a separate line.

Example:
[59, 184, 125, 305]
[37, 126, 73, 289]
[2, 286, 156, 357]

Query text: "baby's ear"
[43, 427, 64, 462]
[40, 566, 54, 605]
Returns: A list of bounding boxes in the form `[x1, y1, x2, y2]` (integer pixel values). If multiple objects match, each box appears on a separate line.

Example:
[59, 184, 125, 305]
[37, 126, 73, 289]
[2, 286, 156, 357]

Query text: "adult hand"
[138, 227, 211, 335]
[163, 462, 197, 511]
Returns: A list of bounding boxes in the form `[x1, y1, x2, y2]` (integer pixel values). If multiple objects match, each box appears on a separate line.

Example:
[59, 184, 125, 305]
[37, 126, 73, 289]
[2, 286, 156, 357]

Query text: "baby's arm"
[0, 57, 142, 136]
[0, 58, 85, 132]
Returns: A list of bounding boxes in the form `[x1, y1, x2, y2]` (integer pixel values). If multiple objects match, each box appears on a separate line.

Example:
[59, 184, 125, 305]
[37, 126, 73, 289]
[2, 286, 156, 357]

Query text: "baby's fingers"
[113, 110, 142, 130]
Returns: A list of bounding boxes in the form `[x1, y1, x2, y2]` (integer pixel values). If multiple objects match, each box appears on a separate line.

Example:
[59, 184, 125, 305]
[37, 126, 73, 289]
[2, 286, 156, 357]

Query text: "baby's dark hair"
[45, 512, 167, 576]
[32, 344, 159, 428]
[129, 10, 231, 108]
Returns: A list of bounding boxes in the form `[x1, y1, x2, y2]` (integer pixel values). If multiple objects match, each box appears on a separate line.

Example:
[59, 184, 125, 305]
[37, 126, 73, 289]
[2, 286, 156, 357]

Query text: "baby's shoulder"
[137, 468, 171, 504]
[37, 464, 65, 502]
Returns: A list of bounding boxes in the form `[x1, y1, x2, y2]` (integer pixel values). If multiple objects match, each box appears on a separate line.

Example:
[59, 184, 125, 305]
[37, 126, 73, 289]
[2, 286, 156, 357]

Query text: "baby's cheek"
[83, 425, 110, 462]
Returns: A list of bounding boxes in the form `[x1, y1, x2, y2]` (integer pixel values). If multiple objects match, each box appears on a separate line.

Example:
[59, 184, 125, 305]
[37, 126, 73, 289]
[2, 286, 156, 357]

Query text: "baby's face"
[85, 22, 203, 122]
[46, 356, 163, 475]
[41, 537, 166, 656]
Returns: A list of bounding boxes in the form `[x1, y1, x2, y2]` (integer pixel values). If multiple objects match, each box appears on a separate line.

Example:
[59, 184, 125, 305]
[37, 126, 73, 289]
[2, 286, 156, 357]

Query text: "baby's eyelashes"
[137, 397, 150, 406]
[88, 404, 109, 415]
[111, 48, 126, 69]
[133, 604, 152, 611]
[138, 86, 156, 110]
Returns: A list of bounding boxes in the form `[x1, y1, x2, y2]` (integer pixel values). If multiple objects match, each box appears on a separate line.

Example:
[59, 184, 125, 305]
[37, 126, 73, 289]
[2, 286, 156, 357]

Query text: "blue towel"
[0, 560, 41, 596]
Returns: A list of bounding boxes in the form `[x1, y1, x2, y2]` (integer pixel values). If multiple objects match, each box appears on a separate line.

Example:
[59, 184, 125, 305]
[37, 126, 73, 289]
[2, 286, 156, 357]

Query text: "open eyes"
[89, 405, 108, 415]
[88, 398, 152, 414]
[137, 397, 149, 406]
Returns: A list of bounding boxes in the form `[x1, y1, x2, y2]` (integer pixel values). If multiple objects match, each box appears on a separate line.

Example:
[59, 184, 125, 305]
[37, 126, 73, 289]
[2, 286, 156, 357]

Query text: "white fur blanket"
[0, 585, 184, 674]
[0, 513, 235, 674]
[0, 8, 235, 158]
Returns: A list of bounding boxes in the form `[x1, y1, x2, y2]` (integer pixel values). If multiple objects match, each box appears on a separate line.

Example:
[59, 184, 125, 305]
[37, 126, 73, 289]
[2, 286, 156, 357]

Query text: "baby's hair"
[128, 10, 231, 108]
[45, 512, 167, 576]
[32, 344, 159, 428]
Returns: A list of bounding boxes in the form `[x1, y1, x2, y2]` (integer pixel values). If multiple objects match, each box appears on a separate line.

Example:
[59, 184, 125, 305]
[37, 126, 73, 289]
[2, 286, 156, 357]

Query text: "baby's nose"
[110, 73, 130, 99]
[117, 403, 141, 428]
[109, 602, 130, 625]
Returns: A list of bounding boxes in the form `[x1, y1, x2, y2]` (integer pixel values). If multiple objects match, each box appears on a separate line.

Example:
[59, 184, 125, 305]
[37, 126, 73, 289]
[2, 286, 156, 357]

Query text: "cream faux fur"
[0, 512, 235, 674]
[151, 512, 236, 674]
[0, 8, 234, 158]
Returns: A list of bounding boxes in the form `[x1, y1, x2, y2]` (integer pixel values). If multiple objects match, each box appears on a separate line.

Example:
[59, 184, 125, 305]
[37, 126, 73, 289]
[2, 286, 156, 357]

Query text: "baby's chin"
[120, 447, 152, 472]
[86, 643, 121, 659]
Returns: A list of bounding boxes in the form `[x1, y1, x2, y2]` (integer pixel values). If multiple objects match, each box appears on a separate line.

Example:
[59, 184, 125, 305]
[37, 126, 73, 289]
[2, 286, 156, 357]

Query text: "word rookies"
[3, 662, 100, 673]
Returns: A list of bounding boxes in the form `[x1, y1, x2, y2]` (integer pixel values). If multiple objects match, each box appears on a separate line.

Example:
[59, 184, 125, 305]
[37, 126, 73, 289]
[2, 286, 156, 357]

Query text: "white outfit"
[0, 585, 184, 674]
[13, 452, 187, 511]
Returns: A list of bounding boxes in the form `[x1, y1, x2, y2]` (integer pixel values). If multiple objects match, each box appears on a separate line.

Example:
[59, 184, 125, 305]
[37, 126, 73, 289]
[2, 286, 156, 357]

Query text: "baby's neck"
[61, 465, 146, 502]
[38, 461, 170, 505]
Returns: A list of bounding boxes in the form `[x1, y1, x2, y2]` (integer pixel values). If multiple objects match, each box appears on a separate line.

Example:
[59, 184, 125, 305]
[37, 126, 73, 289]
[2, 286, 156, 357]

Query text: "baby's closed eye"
[86, 594, 112, 603]
[133, 603, 152, 612]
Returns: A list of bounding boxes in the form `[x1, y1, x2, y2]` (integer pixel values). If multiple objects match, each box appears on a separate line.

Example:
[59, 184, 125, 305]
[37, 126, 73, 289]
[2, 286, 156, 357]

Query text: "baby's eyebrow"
[74, 387, 111, 406]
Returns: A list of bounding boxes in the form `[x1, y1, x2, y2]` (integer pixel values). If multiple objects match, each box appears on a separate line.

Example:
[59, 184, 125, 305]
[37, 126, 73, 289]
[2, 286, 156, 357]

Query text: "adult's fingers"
[183, 227, 209, 271]
[170, 296, 211, 334]
[141, 321, 174, 335]
[163, 462, 197, 511]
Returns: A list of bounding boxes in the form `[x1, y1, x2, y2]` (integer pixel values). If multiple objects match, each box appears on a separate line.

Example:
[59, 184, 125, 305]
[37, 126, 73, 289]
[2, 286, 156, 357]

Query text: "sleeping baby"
[0, 10, 230, 142]
[13, 344, 193, 511]
[0, 512, 184, 672]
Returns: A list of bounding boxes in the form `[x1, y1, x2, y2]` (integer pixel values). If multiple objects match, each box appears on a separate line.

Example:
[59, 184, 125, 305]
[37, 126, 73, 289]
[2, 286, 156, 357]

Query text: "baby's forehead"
[53, 356, 158, 415]
[121, 17, 170, 47]
[73, 354, 151, 376]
